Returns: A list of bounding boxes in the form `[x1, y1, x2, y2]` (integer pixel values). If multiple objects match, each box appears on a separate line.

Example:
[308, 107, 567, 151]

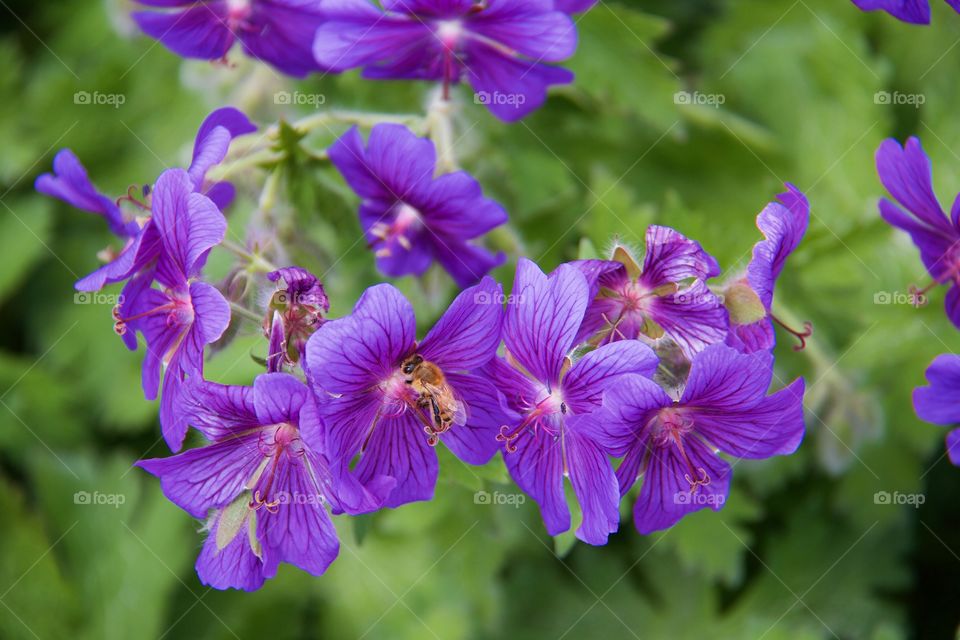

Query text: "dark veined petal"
[563, 423, 620, 545]
[136, 430, 265, 518]
[35, 149, 130, 237]
[239, 0, 327, 77]
[646, 280, 729, 358]
[502, 423, 569, 536]
[504, 259, 588, 387]
[876, 137, 951, 231]
[680, 344, 775, 412]
[196, 508, 266, 592]
[878, 199, 957, 283]
[253, 373, 309, 426]
[430, 237, 506, 288]
[467, 0, 577, 62]
[640, 225, 721, 289]
[746, 184, 810, 309]
[189, 107, 256, 190]
[632, 435, 731, 535]
[914, 354, 960, 425]
[313, 3, 433, 73]
[562, 340, 659, 415]
[418, 276, 504, 372]
[132, 4, 235, 60]
[691, 378, 806, 459]
[353, 411, 439, 508]
[579, 373, 671, 460]
[180, 378, 260, 441]
[438, 372, 505, 465]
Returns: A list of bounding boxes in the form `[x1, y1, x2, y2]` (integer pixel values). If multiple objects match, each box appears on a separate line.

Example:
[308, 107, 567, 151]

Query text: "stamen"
[115, 185, 151, 212]
[908, 282, 933, 307]
[672, 434, 710, 493]
[770, 314, 813, 351]
[112, 300, 178, 336]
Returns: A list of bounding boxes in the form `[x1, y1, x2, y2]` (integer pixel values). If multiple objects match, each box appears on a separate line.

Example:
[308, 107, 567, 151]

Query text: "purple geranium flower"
[913, 354, 960, 466]
[876, 137, 960, 328]
[851, 0, 960, 24]
[132, 0, 328, 77]
[304, 277, 505, 507]
[112, 169, 231, 450]
[488, 259, 659, 544]
[36, 108, 253, 296]
[554, 0, 596, 12]
[329, 123, 507, 287]
[263, 266, 330, 370]
[572, 226, 728, 358]
[722, 184, 811, 353]
[137, 373, 394, 591]
[583, 344, 805, 534]
[314, 0, 577, 121]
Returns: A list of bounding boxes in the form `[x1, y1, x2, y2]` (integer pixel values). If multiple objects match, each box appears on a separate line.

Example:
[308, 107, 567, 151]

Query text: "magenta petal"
[632, 437, 731, 535]
[564, 425, 619, 545]
[196, 511, 266, 592]
[418, 277, 503, 371]
[504, 259, 588, 386]
[562, 340, 659, 414]
[136, 431, 264, 518]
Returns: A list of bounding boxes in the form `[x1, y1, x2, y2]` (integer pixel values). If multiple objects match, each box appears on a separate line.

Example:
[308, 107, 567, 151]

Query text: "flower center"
[649, 408, 710, 493]
[435, 20, 464, 49]
[369, 203, 423, 257]
[498, 385, 565, 453]
[249, 422, 303, 513]
[112, 289, 194, 338]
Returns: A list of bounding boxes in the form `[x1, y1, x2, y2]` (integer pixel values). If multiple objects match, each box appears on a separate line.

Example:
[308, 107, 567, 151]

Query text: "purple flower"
[572, 226, 728, 358]
[137, 373, 394, 591]
[851, 0, 960, 24]
[329, 123, 507, 287]
[36, 108, 253, 296]
[263, 266, 330, 369]
[554, 0, 596, 12]
[112, 169, 231, 451]
[304, 277, 505, 508]
[723, 184, 811, 353]
[132, 0, 328, 77]
[314, 0, 577, 121]
[913, 354, 960, 466]
[488, 259, 659, 544]
[876, 137, 960, 328]
[583, 344, 805, 534]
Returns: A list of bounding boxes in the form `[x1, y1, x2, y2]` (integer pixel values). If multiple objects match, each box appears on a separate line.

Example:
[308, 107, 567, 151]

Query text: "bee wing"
[421, 381, 468, 427]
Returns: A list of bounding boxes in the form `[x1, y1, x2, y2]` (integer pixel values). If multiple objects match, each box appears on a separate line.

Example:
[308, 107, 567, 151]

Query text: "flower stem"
[230, 302, 263, 325]
[220, 239, 279, 274]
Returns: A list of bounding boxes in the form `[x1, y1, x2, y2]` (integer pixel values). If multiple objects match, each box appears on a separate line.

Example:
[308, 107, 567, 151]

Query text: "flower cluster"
[875, 137, 960, 467]
[35, 1, 811, 591]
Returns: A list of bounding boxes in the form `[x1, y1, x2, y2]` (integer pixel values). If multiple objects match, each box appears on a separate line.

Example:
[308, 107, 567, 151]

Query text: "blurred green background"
[1, 0, 960, 638]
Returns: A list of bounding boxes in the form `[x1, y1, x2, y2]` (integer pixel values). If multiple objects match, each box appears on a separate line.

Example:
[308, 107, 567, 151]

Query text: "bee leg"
[429, 397, 447, 434]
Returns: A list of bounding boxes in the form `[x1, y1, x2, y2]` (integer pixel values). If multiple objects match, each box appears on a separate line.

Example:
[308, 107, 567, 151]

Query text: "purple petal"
[254, 373, 309, 425]
[563, 426, 619, 545]
[330, 124, 436, 202]
[189, 107, 256, 189]
[439, 373, 504, 465]
[647, 280, 729, 357]
[132, 5, 235, 60]
[850, 0, 931, 23]
[503, 426, 569, 536]
[75, 222, 162, 292]
[947, 428, 960, 466]
[180, 378, 260, 440]
[196, 510, 266, 592]
[632, 436, 731, 534]
[914, 354, 960, 425]
[35, 149, 130, 237]
[416, 171, 508, 237]
[725, 317, 776, 354]
[136, 430, 264, 518]
[640, 225, 721, 289]
[562, 340, 659, 414]
[878, 199, 957, 282]
[692, 378, 806, 459]
[746, 184, 810, 309]
[876, 137, 951, 231]
[945, 284, 960, 330]
[431, 237, 506, 288]
[353, 412, 438, 508]
[680, 344, 774, 411]
[468, 1, 577, 62]
[256, 456, 339, 577]
[417, 276, 503, 371]
[238, 1, 327, 77]
[313, 8, 432, 73]
[553, 0, 597, 12]
[504, 259, 588, 386]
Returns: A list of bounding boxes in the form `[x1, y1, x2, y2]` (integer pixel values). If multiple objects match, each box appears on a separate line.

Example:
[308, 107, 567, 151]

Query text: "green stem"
[230, 302, 263, 325]
[220, 239, 279, 274]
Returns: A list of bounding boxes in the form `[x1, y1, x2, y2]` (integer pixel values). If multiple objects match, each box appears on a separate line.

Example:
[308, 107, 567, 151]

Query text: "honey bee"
[401, 354, 466, 445]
